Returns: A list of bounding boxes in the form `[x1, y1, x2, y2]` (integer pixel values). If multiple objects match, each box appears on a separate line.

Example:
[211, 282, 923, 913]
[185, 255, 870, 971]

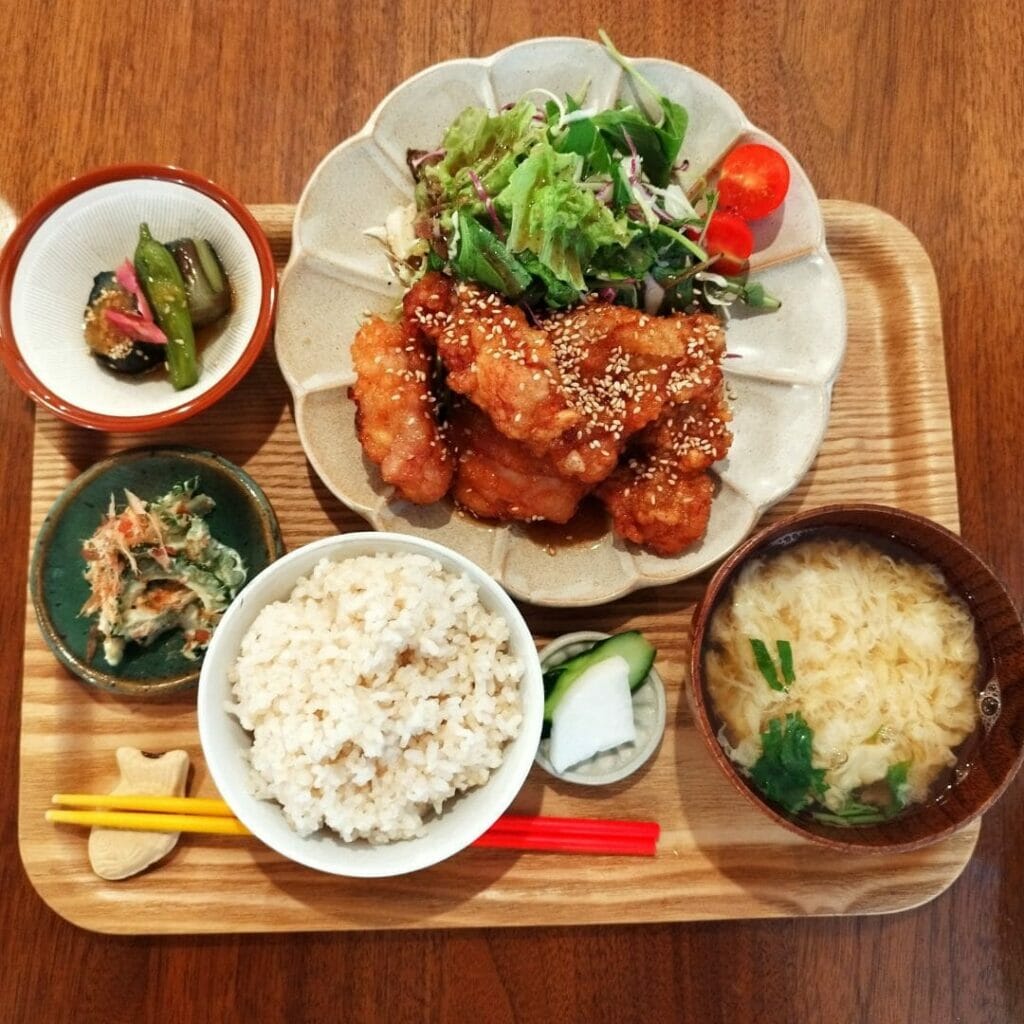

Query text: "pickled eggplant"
[166, 238, 232, 328]
[82, 271, 166, 375]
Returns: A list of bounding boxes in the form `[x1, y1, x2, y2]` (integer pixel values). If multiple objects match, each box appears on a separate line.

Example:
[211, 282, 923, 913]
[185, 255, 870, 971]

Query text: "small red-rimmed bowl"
[0, 164, 276, 431]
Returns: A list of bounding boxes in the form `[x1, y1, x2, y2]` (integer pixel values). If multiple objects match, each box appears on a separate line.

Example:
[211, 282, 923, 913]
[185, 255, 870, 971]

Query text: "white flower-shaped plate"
[276, 37, 846, 607]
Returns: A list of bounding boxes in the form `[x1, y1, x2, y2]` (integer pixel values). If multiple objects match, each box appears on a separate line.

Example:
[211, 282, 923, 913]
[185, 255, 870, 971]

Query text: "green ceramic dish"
[31, 446, 284, 698]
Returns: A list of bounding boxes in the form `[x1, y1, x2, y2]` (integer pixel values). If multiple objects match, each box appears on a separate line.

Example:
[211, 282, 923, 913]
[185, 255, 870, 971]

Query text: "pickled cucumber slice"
[542, 631, 656, 723]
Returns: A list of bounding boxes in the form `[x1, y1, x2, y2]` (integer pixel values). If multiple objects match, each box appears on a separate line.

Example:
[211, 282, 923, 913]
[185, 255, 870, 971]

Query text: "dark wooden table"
[4, 3, 1022, 1021]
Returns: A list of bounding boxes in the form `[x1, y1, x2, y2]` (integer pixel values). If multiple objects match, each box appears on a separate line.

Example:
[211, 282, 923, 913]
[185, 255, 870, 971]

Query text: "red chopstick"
[472, 814, 660, 857]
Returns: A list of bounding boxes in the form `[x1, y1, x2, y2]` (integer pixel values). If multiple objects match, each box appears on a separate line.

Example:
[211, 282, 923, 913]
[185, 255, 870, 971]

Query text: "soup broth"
[702, 530, 984, 825]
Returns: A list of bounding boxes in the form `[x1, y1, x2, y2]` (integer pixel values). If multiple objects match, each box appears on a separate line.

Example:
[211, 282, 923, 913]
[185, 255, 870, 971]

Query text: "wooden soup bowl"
[689, 504, 1024, 853]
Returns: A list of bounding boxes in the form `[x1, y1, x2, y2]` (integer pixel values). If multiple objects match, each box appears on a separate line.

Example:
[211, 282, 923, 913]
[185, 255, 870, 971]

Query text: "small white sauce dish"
[535, 630, 667, 786]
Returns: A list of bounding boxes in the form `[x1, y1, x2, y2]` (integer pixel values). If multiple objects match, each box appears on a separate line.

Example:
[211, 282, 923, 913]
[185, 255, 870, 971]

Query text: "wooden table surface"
[3, 2, 1022, 1021]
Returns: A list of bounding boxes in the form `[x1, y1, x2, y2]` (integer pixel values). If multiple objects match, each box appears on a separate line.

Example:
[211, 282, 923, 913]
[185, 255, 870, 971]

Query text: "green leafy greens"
[810, 761, 913, 826]
[496, 144, 634, 291]
[744, 656, 914, 823]
[416, 101, 544, 232]
[451, 211, 532, 297]
[749, 638, 795, 692]
[808, 759, 914, 825]
[594, 28, 687, 187]
[405, 32, 778, 314]
[748, 709, 915, 825]
[885, 760, 912, 811]
[749, 712, 827, 815]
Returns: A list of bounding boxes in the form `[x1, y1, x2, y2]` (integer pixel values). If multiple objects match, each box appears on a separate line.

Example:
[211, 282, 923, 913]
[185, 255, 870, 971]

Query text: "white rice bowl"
[198, 533, 544, 877]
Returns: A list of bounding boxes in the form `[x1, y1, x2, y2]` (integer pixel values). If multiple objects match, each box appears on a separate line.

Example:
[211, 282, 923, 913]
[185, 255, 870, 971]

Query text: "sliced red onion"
[114, 259, 154, 321]
[520, 301, 540, 327]
[633, 183, 673, 223]
[104, 309, 168, 345]
[628, 181, 661, 229]
[409, 148, 445, 171]
[467, 168, 506, 241]
[652, 182, 697, 221]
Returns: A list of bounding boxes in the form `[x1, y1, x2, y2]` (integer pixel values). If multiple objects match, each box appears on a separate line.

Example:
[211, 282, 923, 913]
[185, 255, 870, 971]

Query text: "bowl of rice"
[197, 532, 543, 876]
[689, 503, 1024, 853]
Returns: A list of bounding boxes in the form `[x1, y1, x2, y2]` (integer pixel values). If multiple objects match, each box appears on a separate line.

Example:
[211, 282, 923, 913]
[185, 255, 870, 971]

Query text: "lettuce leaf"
[554, 114, 615, 176]
[451, 211, 531, 298]
[596, 30, 687, 187]
[416, 101, 542, 224]
[494, 143, 634, 290]
[518, 252, 581, 308]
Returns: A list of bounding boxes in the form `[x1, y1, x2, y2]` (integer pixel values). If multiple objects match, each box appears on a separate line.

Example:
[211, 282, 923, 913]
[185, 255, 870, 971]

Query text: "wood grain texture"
[17, 200, 977, 934]
[3, 2, 1024, 1022]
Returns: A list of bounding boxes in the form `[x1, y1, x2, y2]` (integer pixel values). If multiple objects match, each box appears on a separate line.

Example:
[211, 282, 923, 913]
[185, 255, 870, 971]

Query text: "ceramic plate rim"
[278, 38, 847, 606]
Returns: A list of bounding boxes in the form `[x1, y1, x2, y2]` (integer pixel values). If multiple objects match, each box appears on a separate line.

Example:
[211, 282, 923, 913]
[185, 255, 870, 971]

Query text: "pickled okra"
[134, 223, 199, 390]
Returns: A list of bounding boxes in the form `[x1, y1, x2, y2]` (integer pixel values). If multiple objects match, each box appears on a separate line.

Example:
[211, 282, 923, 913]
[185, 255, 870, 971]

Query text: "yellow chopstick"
[48, 794, 249, 836]
[52, 794, 235, 816]
[45, 808, 251, 836]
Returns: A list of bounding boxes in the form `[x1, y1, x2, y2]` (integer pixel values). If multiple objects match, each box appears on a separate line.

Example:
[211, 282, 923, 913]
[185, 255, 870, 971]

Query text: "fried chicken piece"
[541, 304, 727, 484]
[406, 276, 727, 490]
[597, 384, 733, 557]
[402, 270, 453, 324]
[385, 273, 734, 551]
[602, 470, 717, 556]
[350, 314, 453, 504]
[405, 272, 579, 448]
[449, 402, 588, 524]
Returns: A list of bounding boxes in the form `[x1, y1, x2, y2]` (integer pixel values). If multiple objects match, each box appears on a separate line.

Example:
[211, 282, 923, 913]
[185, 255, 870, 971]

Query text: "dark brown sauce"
[451, 496, 610, 554]
[520, 497, 610, 554]
[193, 308, 231, 351]
[99, 269, 236, 377]
[192, 281, 235, 352]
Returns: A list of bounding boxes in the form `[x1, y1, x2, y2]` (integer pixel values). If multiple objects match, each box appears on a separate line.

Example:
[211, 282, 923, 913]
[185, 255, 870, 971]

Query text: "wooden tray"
[18, 200, 976, 935]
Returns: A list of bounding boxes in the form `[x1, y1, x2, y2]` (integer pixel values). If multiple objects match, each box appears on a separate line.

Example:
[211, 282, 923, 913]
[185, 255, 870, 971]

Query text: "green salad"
[385, 32, 789, 316]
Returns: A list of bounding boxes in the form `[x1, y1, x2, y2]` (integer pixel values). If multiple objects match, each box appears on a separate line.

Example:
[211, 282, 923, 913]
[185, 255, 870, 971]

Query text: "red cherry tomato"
[716, 143, 791, 220]
[693, 211, 754, 276]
